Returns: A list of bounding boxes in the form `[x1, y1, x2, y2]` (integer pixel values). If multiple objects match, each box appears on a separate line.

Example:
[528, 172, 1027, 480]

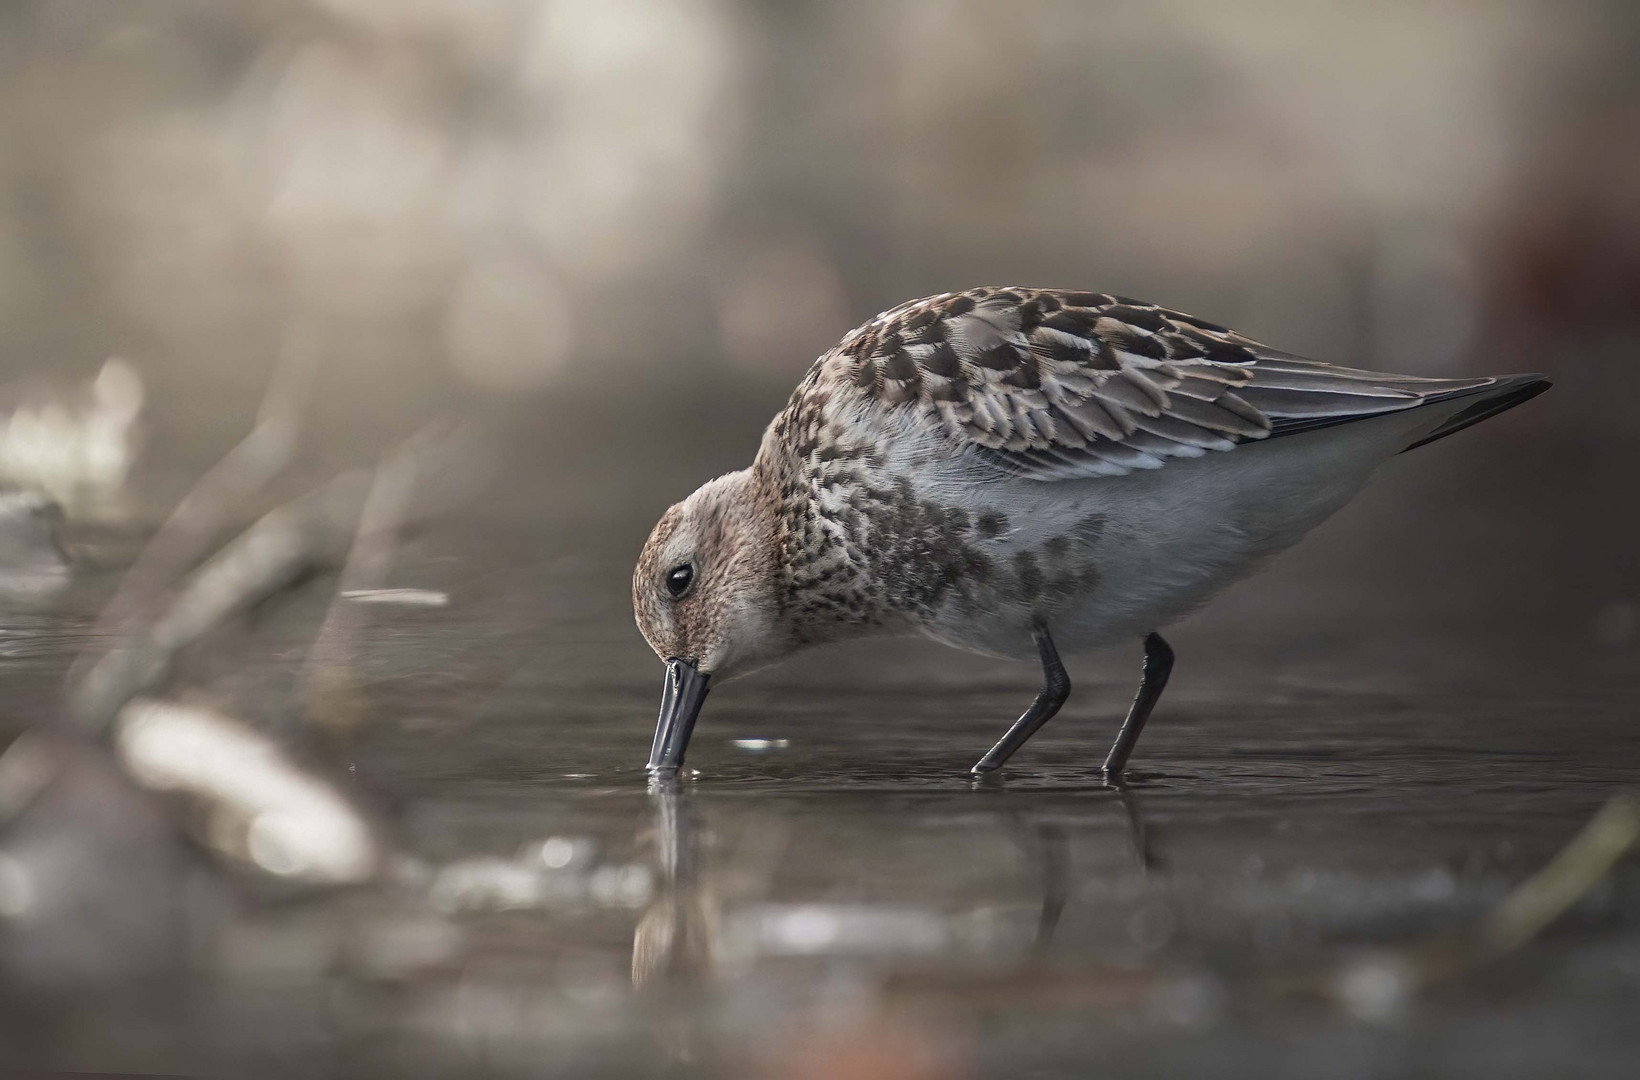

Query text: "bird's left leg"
[970, 625, 1071, 775]
[1101, 632, 1174, 780]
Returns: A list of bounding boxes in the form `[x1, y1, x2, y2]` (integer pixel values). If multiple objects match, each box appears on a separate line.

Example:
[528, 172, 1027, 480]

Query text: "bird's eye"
[665, 563, 694, 599]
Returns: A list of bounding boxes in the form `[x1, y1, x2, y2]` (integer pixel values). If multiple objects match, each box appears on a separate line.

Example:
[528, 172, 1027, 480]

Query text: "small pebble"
[342, 588, 449, 607]
[732, 737, 790, 752]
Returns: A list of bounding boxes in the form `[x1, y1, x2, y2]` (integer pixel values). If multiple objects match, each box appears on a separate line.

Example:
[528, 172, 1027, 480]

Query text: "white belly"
[906, 406, 1449, 659]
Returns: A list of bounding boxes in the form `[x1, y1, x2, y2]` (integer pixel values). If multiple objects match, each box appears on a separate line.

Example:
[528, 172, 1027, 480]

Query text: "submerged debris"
[342, 588, 450, 606]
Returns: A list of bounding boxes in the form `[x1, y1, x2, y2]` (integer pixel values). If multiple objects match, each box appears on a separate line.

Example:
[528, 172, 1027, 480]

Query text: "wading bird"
[634, 288, 1548, 779]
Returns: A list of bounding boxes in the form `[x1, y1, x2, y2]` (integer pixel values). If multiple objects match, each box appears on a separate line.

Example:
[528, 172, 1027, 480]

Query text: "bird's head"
[633, 469, 786, 773]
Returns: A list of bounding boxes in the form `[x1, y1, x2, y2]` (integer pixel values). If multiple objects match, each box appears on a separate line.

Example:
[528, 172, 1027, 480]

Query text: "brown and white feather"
[777, 287, 1495, 482]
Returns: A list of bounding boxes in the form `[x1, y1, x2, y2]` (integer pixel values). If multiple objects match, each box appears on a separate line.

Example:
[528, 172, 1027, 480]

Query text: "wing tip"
[1402, 374, 1552, 452]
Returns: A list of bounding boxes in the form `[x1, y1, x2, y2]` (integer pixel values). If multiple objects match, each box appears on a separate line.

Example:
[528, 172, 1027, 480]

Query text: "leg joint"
[1143, 631, 1175, 677]
[1044, 668, 1071, 707]
[1034, 624, 1071, 705]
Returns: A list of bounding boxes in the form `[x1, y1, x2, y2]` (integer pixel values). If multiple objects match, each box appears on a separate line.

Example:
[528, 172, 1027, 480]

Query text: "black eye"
[665, 563, 694, 599]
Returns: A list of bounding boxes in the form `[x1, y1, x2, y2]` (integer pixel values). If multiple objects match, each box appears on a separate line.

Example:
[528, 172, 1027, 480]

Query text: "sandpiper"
[634, 287, 1549, 779]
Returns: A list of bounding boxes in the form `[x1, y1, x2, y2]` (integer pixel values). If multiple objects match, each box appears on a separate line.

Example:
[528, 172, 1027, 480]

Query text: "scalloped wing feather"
[823, 287, 1497, 480]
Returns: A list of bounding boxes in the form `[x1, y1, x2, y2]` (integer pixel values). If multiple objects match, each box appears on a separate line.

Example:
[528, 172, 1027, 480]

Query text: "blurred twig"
[67, 404, 467, 739]
[1383, 791, 1640, 989]
[67, 469, 374, 735]
[1474, 793, 1640, 962]
[1325, 791, 1640, 1020]
[73, 339, 318, 677]
[301, 421, 454, 732]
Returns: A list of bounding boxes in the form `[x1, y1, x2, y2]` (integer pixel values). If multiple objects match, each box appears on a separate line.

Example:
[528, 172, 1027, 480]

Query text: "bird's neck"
[747, 454, 899, 649]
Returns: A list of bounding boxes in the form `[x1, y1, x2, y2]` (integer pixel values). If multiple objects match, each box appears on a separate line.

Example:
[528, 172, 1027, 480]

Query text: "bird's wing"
[830, 287, 1497, 480]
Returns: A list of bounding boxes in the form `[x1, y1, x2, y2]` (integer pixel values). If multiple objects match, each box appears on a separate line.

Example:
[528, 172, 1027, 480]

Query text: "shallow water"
[0, 441, 1638, 1078]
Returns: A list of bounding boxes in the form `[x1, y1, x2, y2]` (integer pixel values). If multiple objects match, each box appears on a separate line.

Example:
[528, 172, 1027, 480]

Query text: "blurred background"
[2, 0, 1637, 637]
[1, 2, 1639, 1078]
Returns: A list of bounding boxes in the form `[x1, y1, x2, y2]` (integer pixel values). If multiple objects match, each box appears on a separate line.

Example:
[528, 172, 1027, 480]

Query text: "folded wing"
[836, 288, 1498, 480]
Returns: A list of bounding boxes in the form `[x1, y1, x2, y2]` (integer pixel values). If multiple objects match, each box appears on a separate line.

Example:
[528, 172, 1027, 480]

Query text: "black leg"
[1101, 632, 1174, 780]
[971, 625, 1071, 775]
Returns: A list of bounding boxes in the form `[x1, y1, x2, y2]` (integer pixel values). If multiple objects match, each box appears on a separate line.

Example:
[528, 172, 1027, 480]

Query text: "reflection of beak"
[646, 658, 710, 775]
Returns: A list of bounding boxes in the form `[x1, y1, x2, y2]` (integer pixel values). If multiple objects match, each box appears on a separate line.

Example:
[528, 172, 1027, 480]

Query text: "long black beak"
[646, 658, 710, 775]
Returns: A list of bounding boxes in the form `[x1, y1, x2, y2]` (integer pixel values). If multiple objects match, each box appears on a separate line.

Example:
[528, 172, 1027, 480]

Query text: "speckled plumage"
[634, 286, 1548, 773]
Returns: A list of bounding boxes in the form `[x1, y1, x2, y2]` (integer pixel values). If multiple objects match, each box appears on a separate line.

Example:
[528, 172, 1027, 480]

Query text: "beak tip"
[645, 658, 711, 774]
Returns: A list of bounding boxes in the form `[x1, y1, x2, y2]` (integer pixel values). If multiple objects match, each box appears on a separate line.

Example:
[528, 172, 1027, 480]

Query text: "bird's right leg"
[970, 625, 1071, 775]
[1101, 632, 1174, 780]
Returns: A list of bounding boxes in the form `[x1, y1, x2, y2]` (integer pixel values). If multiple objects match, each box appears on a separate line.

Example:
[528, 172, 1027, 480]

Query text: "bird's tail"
[1402, 374, 1551, 453]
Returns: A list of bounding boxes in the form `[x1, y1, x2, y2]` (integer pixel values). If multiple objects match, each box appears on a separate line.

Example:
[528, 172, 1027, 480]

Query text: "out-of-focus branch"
[67, 470, 373, 735]
[74, 338, 318, 675]
[1475, 793, 1640, 961]
[301, 422, 453, 732]
[67, 418, 469, 738]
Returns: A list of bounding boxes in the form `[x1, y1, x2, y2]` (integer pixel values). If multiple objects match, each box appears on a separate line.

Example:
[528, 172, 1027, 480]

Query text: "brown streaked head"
[633, 469, 786, 774]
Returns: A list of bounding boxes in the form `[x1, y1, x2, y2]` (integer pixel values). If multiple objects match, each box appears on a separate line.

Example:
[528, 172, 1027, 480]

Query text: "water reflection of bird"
[630, 783, 1166, 1070]
[1001, 786, 1158, 957]
[634, 288, 1549, 778]
[631, 783, 719, 1060]
[631, 784, 717, 994]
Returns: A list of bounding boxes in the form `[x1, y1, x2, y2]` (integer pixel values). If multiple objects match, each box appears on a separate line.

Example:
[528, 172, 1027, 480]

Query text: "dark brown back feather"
[825, 286, 1497, 480]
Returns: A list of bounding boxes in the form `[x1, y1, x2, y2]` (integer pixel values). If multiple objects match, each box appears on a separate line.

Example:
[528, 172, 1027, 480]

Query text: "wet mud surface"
[0, 429, 1636, 1080]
